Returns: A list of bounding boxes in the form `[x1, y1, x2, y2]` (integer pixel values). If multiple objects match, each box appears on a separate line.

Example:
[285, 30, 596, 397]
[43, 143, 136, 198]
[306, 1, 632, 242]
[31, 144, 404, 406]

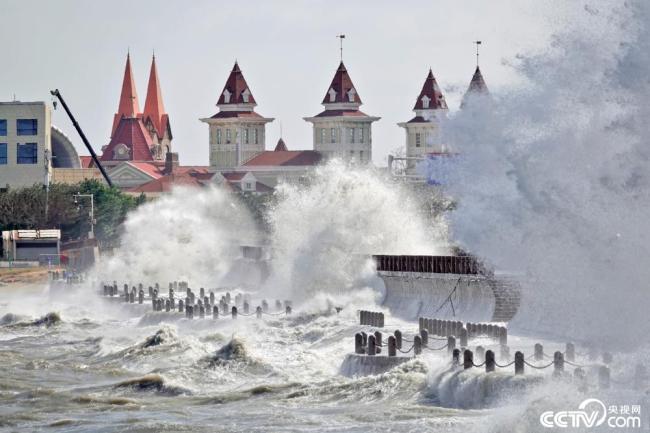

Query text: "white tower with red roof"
[200, 62, 274, 170]
[303, 62, 380, 164]
[397, 69, 449, 173]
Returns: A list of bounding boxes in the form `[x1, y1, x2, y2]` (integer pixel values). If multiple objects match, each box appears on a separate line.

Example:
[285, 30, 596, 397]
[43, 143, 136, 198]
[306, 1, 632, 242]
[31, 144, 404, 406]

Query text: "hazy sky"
[1, 0, 562, 166]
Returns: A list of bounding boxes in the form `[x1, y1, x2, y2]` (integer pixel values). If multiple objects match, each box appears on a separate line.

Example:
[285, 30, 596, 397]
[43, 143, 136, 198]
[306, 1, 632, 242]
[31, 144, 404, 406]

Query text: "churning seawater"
[1, 283, 649, 433]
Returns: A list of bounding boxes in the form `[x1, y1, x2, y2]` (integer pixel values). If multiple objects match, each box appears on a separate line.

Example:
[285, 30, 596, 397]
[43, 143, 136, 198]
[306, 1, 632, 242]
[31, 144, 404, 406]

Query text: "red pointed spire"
[112, 53, 141, 136]
[322, 61, 362, 105]
[274, 138, 287, 151]
[467, 66, 489, 94]
[413, 69, 447, 110]
[143, 55, 168, 138]
[217, 62, 256, 105]
[461, 66, 490, 108]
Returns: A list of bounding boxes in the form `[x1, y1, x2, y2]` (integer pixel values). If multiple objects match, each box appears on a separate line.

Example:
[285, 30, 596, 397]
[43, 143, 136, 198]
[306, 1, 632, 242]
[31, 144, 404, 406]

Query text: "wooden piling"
[515, 351, 524, 375]
[199, 305, 205, 318]
[243, 302, 249, 314]
[210, 292, 215, 306]
[256, 306, 262, 319]
[414, 335, 422, 356]
[485, 350, 495, 372]
[554, 351, 564, 375]
[231, 306, 237, 319]
[262, 300, 269, 312]
[138, 290, 144, 304]
[565, 343, 575, 362]
[420, 329, 428, 347]
[360, 332, 367, 347]
[448, 336, 456, 355]
[475, 346, 485, 364]
[394, 330, 402, 350]
[213, 305, 219, 318]
[367, 335, 376, 356]
[452, 348, 460, 366]
[285, 305, 292, 315]
[534, 343, 544, 361]
[463, 349, 474, 369]
[459, 327, 468, 347]
[165, 299, 170, 312]
[388, 336, 397, 357]
[355, 333, 364, 354]
[178, 299, 184, 313]
[374, 331, 383, 347]
[499, 327, 508, 346]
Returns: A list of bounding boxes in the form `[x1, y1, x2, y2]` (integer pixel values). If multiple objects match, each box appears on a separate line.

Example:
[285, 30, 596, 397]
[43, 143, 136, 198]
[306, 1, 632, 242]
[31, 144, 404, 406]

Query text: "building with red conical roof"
[200, 62, 274, 169]
[397, 69, 449, 174]
[303, 61, 379, 164]
[460, 66, 490, 108]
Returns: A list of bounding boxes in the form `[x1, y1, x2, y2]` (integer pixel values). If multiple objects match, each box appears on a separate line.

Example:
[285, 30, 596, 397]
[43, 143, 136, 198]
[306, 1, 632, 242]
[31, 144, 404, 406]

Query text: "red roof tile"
[217, 62, 257, 105]
[126, 161, 164, 178]
[413, 69, 448, 110]
[79, 156, 93, 168]
[221, 172, 246, 181]
[314, 109, 369, 118]
[128, 171, 211, 193]
[101, 117, 154, 162]
[322, 62, 362, 104]
[143, 55, 170, 139]
[243, 150, 322, 167]
[112, 54, 141, 136]
[210, 111, 264, 119]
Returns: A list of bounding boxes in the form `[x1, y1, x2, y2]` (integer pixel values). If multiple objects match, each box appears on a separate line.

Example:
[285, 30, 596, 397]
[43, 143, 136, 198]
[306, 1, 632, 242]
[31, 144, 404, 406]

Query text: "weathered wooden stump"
[388, 336, 397, 357]
[463, 349, 474, 369]
[534, 343, 544, 361]
[213, 305, 219, 319]
[485, 350, 495, 372]
[447, 336, 456, 355]
[515, 351, 524, 375]
[452, 348, 460, 366]
[420, 329, 428, 347]
[553, 351, 564, 375]
[367, 335, 376, 356]
[355, 333, 364, 354]
[565, 342, 575, 362]
[256, 306, 262, 319]
[414, 335, 422, 356]
[374, 331, 383, 347]
[231, 306, 238, 319]
[459, 327, 468, 348]
[394, 330, 402, 350]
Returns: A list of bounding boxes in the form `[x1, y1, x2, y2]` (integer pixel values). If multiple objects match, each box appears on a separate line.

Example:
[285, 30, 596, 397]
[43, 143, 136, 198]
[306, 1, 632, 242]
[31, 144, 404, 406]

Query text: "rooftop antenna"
[337, 34, 346, 62]
[474, 40, 482, 68]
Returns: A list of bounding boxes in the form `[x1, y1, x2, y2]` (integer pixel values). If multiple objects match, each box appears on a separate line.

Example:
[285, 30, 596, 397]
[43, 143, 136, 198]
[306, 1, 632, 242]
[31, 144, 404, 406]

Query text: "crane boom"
[49, 89, 113, 187]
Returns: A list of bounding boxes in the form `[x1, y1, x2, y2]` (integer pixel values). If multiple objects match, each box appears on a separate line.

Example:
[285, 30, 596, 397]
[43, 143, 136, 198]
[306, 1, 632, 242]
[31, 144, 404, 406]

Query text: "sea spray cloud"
[265, 160, 449, 300]
[444, 1, 650, 345]
[98, 185, 259, 288]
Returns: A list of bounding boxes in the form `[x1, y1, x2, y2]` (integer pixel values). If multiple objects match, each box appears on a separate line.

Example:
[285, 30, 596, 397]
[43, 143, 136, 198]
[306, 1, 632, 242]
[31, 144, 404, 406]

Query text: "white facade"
[201, 116, 273, 169]
[304, 116, 377, 164]
[0, 101, 51, 189]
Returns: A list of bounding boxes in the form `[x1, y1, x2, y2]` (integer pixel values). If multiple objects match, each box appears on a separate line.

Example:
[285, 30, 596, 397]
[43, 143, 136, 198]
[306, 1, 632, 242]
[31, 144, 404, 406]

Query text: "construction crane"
[49, 89, 113, 187]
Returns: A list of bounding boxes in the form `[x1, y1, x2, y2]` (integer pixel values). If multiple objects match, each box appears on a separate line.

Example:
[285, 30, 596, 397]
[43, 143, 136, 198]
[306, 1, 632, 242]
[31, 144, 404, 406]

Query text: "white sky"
[1, 0, 561, 166]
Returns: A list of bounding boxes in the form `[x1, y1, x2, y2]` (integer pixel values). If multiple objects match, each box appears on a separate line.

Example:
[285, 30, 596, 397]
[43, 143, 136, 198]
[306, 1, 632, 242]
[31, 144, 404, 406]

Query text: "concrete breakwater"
[374, 255, 522, 323]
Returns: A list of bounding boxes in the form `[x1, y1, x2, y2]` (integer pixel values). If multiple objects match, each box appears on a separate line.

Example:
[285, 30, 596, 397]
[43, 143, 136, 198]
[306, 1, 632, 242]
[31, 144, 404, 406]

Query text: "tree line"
[0, 180, 145, 247]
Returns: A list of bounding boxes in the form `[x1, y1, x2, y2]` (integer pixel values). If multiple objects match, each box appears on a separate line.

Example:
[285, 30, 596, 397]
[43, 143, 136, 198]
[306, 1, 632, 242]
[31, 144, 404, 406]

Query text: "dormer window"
[113, 143, 130, 160]
[421, 95, 431, 109]
[242, 88, 251, 103]
[223, 89, 232, 103]
[328, 88, 337, 102]
[347, 88, 356, 102]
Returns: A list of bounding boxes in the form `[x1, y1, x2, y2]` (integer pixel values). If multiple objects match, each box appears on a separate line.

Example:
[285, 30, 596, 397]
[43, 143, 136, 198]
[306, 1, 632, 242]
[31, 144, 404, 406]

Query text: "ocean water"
[1, 284, 647, 433]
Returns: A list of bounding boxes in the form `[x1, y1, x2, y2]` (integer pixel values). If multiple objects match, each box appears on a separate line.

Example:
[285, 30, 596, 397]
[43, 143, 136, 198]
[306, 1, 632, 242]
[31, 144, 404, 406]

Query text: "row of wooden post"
[359, 310, 384, 327]
[419, 317, 507, 346]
